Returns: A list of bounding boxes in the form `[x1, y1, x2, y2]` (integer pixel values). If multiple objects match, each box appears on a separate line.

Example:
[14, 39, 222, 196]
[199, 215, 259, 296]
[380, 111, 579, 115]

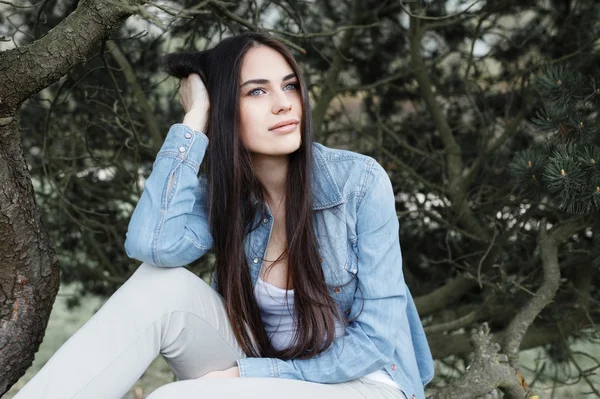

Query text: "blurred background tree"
[1, 0, 599, 397]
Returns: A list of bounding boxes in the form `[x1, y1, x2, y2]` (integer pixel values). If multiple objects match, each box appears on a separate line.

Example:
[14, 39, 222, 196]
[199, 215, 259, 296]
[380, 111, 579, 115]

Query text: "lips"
[269, 119, 299, 130]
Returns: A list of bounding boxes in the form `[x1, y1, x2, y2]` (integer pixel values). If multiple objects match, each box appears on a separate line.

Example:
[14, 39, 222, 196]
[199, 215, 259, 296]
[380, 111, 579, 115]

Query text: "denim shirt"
[124, 124, 434, 399]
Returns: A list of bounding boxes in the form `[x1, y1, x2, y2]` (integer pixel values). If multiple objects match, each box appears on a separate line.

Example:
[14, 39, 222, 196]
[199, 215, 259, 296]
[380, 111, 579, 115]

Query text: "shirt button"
[344, 308, 350, 315]
[178, 146, 186, 153]
[391, 364, 397, 371]
[262, 217, 269, 224]
[333, 287, 340, 294]
[184, 132, 192, 139]
[253, 257, 259, 264]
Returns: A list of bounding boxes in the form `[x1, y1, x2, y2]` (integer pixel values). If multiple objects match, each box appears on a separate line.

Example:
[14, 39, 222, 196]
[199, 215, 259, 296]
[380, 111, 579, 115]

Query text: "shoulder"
[311, 142, 390, 200]
[312, 141, 374, 165]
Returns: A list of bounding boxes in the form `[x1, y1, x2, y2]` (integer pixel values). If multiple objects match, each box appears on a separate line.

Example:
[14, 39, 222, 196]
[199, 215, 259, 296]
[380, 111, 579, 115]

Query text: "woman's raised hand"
[180, 73, 210, 134]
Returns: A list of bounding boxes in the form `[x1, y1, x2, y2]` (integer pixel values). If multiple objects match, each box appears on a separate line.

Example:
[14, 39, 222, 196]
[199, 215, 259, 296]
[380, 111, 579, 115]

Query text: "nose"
[271, 90, 292, 114]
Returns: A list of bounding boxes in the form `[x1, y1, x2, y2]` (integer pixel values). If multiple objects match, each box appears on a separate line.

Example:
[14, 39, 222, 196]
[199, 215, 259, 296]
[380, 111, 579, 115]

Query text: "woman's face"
[239, 45, 303, 156]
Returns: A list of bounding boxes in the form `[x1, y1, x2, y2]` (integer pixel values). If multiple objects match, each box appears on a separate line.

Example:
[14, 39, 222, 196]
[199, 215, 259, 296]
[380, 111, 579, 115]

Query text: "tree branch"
[310, 0, 361, 136]
[424, 306, 484, 335]
[408, 9, 489, 240]
[415, 275, 478, 317]
[105, 39, 162, 153]
[399, 0, 483, 22]
[502, 216, 590, 367]
[430, 323, 527, 399]
[463, 82, 535, 186]
[0, 0, 144, 116]
[207, 0, 306, 53]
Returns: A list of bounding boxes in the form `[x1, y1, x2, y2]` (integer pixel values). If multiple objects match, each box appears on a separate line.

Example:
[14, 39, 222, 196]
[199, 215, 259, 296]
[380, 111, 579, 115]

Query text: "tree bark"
[429, 324, 526, 399]
[502, 217, 589, 368]
[0, 117, 60, 395]
[0, 0, 141, 394]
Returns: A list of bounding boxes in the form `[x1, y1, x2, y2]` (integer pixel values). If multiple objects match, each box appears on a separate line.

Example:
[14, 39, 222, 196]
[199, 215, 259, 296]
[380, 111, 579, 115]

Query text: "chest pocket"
[317, 235, 358, 314]
[313, 206, 359, 316]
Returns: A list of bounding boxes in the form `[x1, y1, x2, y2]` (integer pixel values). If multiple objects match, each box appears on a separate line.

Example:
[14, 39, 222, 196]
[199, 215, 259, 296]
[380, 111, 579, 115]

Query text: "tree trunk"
[0, 117, 60, 394]
[0, 0, 140, 394]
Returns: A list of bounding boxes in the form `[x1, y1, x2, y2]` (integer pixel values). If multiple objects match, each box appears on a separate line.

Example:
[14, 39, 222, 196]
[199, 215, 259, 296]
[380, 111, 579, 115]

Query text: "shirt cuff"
[237, 357, 280, 378]
[156, 123, 209, 170]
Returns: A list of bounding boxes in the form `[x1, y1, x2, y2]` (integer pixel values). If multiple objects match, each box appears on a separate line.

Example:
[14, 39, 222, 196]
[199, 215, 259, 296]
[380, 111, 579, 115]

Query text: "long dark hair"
[162, 32, 342, 360]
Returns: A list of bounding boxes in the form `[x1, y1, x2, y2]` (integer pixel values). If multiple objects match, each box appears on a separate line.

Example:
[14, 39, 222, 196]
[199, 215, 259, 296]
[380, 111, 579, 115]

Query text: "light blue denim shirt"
[124, 123, 434, 399]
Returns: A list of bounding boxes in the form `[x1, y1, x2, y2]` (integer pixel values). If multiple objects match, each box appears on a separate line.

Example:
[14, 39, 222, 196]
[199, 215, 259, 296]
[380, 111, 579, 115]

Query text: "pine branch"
[509, 64, 600, 214]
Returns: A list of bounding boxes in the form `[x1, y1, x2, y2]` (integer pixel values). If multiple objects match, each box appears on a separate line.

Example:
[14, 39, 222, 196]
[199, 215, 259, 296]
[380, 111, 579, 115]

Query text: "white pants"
[14, 262, 407, 399]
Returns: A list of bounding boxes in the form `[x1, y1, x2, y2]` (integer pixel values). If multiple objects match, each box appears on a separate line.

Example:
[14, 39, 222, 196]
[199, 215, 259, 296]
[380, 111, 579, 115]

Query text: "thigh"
[140, 263, 251, 379]
[146, 377, 406, 399]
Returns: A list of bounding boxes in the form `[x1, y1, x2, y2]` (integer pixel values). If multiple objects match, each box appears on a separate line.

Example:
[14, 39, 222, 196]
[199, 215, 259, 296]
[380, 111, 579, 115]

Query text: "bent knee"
[123, 262, 214, 307]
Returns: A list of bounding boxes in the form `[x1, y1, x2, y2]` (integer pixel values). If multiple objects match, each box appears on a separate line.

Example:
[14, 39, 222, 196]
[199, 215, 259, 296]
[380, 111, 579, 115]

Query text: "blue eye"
[248, 88, 264, 96]
[247, 82, 299, 97]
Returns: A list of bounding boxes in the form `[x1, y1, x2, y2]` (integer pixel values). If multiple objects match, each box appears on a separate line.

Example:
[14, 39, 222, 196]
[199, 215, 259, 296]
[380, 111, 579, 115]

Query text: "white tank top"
[254, 276, 401, 390]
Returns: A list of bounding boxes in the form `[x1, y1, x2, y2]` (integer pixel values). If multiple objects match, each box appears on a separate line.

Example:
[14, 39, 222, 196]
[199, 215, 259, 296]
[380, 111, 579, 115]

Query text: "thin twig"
[399, 0, 483, 21]
[0, 0, 43, 8]
[477, 227, 498, 289]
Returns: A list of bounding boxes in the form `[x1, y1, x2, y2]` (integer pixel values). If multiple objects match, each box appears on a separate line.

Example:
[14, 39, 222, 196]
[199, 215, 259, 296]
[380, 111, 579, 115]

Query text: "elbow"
[124, 226, 210, 268]
[124, 237, 187, 267]
[154, 235, 209, 267]
[124, 231, 157, 266]
[124, 234, 189, 267]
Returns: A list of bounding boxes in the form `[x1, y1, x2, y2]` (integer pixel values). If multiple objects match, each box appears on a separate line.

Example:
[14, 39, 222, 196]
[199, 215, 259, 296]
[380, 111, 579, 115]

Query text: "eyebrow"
[240, 73, 297, 89]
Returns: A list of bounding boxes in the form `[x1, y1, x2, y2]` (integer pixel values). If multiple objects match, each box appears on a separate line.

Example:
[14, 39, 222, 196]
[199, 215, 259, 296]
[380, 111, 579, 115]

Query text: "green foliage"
[510, 64, 600, 214]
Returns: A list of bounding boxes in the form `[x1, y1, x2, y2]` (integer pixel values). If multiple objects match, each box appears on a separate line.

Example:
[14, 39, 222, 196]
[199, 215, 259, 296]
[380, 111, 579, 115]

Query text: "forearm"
[125, 123, 213, 266]
[182, 108, 208, 133]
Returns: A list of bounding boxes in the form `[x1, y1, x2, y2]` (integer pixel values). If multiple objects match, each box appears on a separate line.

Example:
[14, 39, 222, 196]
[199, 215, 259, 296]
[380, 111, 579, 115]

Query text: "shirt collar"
[249, 143, 344, 211]
[310, 143, 344, 210]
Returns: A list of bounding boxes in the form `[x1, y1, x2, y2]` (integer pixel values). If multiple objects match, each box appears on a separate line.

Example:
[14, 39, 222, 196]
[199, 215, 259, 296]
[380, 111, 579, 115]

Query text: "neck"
[251, 153, 288, 209]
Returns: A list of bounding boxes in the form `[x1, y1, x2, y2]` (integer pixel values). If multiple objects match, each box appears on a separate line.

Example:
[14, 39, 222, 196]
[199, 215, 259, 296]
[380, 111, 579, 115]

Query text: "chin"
[248, 132, 303, 156]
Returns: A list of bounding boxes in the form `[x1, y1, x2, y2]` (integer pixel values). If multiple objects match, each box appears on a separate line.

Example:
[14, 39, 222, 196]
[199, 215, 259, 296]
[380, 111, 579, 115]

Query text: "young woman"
[14, 31, 433, 399]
